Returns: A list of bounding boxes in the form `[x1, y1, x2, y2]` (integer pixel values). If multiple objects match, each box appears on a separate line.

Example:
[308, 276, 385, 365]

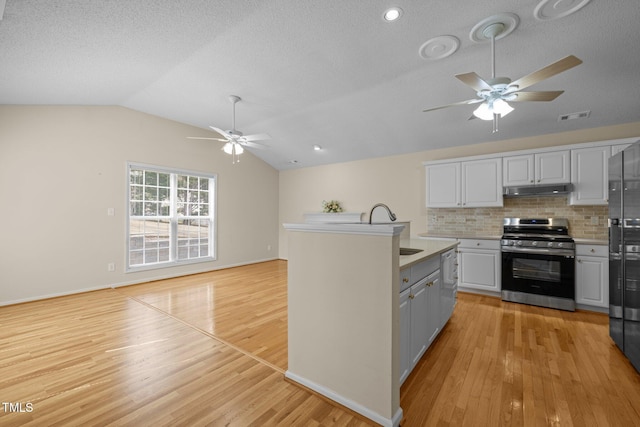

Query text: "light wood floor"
[2, 260, 640, 426]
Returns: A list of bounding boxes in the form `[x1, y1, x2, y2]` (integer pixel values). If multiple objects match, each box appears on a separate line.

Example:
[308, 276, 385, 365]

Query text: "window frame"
[126, 162, 217, 273]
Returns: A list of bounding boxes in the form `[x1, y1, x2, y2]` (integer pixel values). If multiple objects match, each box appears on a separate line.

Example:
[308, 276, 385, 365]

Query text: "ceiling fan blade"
[241, 141, 268, 149]
[508, 55, 582, 91]
[242, 133, 271, 142]
[510, 90, 565, 102]
[423, 98, 483, 113]
[209, 126, 232, 138]
[455, 72, 493, 92]
[187, 136, 228, 141]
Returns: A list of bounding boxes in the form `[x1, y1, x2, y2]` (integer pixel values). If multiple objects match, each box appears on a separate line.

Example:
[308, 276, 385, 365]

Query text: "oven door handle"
[501, 246, 575, 257]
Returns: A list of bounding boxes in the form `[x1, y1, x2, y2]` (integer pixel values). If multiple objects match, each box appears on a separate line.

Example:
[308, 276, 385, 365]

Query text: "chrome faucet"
[369, 203, 397, 224]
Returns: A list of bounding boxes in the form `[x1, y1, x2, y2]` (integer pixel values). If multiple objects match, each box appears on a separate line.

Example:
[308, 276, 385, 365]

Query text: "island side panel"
[286, 230, 400, 422]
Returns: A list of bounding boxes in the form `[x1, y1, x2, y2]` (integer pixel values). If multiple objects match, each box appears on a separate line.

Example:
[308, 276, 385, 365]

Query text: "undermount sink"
[400, 247, 423, 256]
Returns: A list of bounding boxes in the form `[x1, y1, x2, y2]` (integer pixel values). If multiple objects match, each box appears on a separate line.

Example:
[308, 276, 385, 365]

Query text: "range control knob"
[516, 241, 523, 246]
[548, 242, 554, 248]
[531, 241, 538, 247]
[557, 242, 564, 248]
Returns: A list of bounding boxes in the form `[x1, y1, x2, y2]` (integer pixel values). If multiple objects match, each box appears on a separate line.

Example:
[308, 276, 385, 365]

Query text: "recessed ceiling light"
[313, 144, 322, 151]
[383, 7, 402, 22]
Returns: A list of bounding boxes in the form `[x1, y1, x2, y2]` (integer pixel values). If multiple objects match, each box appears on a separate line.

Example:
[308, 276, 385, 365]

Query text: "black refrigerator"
[609, 142, 640, 373]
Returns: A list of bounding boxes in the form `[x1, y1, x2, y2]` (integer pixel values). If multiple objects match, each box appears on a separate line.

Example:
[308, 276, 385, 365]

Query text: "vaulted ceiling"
[2, 1, 639, 169]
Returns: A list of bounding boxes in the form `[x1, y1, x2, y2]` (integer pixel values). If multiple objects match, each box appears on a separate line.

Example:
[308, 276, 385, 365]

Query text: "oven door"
[502, 249, 575, 299]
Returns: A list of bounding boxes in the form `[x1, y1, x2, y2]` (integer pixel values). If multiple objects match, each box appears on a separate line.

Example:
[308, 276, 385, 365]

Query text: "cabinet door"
[503, 154, 534, 186]
[426, 163, 460, 208]
[426, 273, 441, 346]
[570, 146, 610, 205]
[461, 158, 503, 207]
[399, 288, 411, 385]
[535, 150, 570, 184]
[458, 249, 501, 292]
[575, 255, 609, 308]
[410, 280, 429, 367]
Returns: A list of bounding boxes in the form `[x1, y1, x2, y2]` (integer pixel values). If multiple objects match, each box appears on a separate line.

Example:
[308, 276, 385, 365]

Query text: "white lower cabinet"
[399, 266, 444, 385]
[575, 244, 608, 308]
[457, 239, 501, 293]
[409, 278, 429, 367]
[399, 288, 411, 384]
[426, 272, 441, 346]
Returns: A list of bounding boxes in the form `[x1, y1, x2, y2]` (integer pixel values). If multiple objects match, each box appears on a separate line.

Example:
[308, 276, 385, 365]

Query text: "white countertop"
[399, 238, 458, 268]
[573, 238, 608, 245]
[419, 232, 502, 240]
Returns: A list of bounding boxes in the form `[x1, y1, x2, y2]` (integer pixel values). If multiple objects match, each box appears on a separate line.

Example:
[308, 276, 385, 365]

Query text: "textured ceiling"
[1, 0, 639, 170]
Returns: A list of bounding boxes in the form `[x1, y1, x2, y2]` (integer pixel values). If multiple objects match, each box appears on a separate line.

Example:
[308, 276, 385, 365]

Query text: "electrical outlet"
[591, 216, 599, 225]
[267, 244, 272, 251]
[107, 263, 115, 272]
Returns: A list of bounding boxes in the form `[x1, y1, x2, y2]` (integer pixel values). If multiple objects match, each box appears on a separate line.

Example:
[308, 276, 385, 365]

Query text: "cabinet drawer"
[458, 239, 500, 250]
[399, 256, 440, 293]
[576, 244, 607, 257]
[411, 257, 440, 283]
[400, 268, 411, 293]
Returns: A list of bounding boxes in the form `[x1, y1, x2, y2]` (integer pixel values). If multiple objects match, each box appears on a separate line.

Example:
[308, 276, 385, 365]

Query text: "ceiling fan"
[422, 14, 582, 133]
[188, 95, 271, 163]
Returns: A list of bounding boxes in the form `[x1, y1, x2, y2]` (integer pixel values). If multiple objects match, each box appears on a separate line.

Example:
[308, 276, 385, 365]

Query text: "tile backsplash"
[426, 196, 609, 240]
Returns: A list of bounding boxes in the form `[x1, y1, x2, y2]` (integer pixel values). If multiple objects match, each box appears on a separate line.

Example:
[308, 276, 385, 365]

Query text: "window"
[127, 163, 216, 271]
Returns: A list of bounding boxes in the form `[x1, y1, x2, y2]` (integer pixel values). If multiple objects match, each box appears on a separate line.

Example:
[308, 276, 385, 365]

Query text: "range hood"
[503, 183, 574, 197]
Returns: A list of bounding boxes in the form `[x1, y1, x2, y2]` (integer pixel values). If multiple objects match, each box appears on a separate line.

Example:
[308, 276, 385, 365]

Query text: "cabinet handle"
[530, 180, 534, 183]
[427, 281, 434, 287]
[537, 179, 541, 183]
[409, 294, 414, 299]
[403, 278, 409, 283]
[476, 242, 481, 246]
[590, 248, 595, 253]
[578, 259, 582, 263]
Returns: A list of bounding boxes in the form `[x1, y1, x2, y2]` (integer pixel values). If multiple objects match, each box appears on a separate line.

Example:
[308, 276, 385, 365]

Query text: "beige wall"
[279, 122, 640, 258]
[0, 106, 279, 305]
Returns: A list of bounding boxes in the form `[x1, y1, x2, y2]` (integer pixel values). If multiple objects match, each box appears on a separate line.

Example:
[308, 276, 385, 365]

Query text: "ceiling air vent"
[558, 110, 591, 122]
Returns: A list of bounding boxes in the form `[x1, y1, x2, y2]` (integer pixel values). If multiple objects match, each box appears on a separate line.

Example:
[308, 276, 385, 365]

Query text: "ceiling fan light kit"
[422, 12, 582, 133]
[187, 94, 271, 164]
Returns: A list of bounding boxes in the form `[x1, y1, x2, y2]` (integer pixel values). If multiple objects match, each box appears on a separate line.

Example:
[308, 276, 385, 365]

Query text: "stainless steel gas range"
[500, 218, 576, 311]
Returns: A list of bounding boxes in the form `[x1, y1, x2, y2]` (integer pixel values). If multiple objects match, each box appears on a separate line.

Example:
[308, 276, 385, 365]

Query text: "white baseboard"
[285, 370, 403, 427]
[0, 284, 111, 307]
[1, 258, 282, 307]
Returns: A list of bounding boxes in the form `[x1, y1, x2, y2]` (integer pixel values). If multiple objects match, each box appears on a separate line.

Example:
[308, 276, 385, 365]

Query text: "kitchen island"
[283, 222, 457, 427]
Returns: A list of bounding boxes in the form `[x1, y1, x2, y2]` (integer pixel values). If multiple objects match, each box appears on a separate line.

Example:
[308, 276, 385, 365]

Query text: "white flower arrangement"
[322, 200, 343, 213]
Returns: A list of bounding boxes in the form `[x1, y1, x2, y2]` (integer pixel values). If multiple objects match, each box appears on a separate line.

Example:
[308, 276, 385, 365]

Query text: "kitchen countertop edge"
[418, 232, 502, 240]
[399, 238, 458, 269]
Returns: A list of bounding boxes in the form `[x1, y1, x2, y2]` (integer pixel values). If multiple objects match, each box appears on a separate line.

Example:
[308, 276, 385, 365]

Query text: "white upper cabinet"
[461, 158, 503, 207]
[570, 146, 611, 205]
[426, 158, 502, 208]
[425, 137, 639, 209]
[426, 162, 460, 208]
[536, 150, 571, 184]
[502, 154, 534, 186]
[503, 150, 570, 186]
